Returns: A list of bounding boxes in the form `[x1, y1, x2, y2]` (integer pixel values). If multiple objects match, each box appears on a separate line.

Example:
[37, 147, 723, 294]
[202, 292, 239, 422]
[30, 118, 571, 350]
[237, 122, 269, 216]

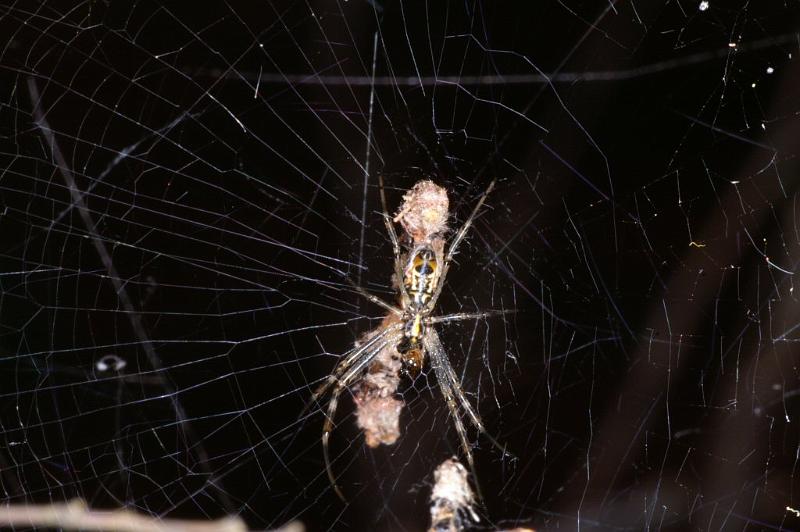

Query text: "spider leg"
[379, 174, 411, 306]
[428, 178, 497, 308]
[445, 178, 496, 264]
[431, 368, 484, 504]
[299, 323, 402, 421]
[426, 328, 511, 458]
[321, 329, 403, 502]
[427, 308, 515, 325]
[344, 275, 402, 316]
[322, 380, 349, 502]
[424, 329, 488, 504]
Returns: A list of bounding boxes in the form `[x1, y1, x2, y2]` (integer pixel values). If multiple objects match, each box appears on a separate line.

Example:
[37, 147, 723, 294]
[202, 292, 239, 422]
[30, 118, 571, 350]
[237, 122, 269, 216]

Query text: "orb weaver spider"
[305, 176, 511, 501]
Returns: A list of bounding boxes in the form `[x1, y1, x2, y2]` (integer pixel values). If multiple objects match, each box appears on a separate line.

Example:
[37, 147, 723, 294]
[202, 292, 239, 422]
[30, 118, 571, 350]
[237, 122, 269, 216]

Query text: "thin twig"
[0, 499, 303, 532]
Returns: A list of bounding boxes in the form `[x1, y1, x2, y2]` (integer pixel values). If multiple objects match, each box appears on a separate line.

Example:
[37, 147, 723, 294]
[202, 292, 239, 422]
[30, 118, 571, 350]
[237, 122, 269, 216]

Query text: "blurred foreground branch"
[0, 499, 303, 532]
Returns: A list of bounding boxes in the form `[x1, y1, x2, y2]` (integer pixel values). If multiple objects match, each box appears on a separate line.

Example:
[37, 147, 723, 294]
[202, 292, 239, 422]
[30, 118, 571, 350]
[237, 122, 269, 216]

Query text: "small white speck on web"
[95, 354, 127, 372]
[699, 1, 709, 11]
[766, 66, 775, 74]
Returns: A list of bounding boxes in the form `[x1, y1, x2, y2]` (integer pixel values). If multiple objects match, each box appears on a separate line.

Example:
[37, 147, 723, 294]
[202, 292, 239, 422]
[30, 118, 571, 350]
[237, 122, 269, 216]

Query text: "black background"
[2, 1, 800, 530]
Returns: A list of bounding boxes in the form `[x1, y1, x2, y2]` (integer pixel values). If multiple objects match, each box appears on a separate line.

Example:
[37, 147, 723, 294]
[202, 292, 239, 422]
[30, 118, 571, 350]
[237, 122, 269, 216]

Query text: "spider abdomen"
[404, 246, 439, 308]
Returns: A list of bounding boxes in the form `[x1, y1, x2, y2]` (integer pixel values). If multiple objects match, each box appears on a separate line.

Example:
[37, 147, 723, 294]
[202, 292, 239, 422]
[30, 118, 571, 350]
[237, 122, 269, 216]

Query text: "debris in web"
[428, 458, 537, 532]
[394, 180, 449, 244]
[428, 457, 480, 531]
[353, 316, 404, 447]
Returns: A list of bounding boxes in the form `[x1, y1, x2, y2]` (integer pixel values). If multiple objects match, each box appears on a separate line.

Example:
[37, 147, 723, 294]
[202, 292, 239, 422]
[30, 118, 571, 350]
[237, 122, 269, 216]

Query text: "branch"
[0, 499, 303, 532]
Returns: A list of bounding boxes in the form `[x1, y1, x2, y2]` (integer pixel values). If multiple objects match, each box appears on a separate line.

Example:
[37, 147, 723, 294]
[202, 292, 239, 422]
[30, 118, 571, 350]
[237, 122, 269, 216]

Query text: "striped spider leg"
[423, 319, 511, 504]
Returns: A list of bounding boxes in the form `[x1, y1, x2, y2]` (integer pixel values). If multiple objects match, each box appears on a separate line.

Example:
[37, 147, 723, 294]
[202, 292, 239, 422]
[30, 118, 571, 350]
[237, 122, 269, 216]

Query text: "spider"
[305, 176, 510, 502]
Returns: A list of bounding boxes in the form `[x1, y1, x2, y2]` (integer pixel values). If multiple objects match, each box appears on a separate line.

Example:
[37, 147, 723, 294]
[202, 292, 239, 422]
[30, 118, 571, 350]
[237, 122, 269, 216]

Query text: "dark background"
[1, 1, 800, 530]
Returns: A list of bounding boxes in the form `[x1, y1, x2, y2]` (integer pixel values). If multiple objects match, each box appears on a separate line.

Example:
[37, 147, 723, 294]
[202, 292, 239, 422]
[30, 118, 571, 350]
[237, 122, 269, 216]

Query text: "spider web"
[1, 1, 799, 530]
